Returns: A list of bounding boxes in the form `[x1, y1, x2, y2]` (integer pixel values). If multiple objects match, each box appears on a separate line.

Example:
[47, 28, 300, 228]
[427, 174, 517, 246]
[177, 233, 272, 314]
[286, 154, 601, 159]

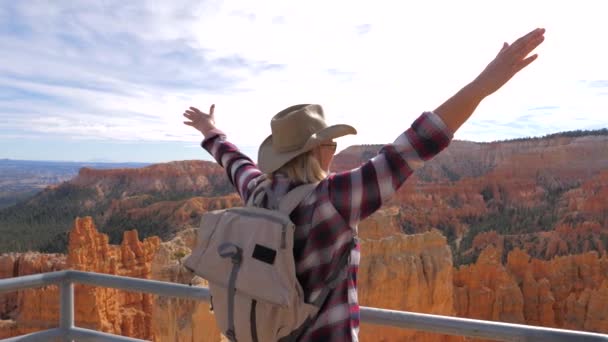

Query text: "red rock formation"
[0, 253, 66, 339]
[115, 194, 242, 232]
[472, 231, 504, 253]
[0, 217, 160, 340]
[72, 161, 228, 197]
[2, 133, 608, 340]
[561, 170, 608, 219]
[454, 246, 525, 324]
[358, 207, 464, 342]
[475, 220, 608, 263]
[509, 249, 608, 332]
[150, 228, 222, 342]
[331, 137, 608, 267]
[65, 216, 160, 338]
[3, 214, 607, 340]
[333, 137, 608, 185]
[455, 246, 608, 334]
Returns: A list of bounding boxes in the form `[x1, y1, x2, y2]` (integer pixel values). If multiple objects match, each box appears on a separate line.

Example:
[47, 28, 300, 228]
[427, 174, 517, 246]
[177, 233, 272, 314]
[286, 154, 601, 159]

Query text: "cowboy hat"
[257, 104, 357, 173]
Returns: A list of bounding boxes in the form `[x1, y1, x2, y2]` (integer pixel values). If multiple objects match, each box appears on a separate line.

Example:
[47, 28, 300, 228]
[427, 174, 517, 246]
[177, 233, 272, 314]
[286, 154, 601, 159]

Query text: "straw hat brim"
[257, 124, 357, 174]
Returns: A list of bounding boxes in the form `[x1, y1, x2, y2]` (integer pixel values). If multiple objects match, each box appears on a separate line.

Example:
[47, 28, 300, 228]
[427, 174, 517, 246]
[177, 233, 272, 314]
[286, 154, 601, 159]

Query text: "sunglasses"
[321, 142, 337, 149]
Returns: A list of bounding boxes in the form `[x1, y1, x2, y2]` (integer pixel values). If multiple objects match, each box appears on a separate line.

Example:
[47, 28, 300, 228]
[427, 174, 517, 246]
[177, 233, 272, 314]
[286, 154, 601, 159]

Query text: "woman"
[183, 28, 545, 341]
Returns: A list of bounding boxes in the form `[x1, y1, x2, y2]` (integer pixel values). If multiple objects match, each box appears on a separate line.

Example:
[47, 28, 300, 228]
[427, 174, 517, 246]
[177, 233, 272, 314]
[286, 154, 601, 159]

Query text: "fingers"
[513, 28, 545, 49]
[514, 34, 544, 62]
[522, 29, 545, 50]
[496, 42, 509, 57]
[514, 54, 538, 73]
[186, 108, 202, 119]
[503, 28, 544, 66]
[183, 111, 198, 121]
[524, 27, 545, 41]
[526, 33, 545, 51]
[510, 28, 544, 56]
[187, 105, 215, 117]
[182, 104, 215, 127]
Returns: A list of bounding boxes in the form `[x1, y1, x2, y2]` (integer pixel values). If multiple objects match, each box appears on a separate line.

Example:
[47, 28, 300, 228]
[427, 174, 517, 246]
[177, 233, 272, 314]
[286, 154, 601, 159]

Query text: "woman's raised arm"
[435, 28, 545, 133]
[183, 104, 264, 202]
[326, 28, 546, 228]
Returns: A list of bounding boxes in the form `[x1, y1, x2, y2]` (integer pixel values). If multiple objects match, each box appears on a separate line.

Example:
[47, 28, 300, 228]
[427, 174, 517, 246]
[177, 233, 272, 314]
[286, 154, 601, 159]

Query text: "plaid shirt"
[202, 111, 452, 341]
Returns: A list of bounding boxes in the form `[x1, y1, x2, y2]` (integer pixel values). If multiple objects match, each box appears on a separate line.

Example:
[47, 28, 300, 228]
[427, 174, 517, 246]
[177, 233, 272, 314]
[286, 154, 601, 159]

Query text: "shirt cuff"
[201, 128, 226, 146]
[426, 111, 454, 139]
[393, 111, 453, 146]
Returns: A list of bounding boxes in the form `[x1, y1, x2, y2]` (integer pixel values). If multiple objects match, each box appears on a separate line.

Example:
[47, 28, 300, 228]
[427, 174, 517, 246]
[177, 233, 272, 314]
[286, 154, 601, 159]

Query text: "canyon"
[1, 211, 607, 340]
[1, 132, 607, 340]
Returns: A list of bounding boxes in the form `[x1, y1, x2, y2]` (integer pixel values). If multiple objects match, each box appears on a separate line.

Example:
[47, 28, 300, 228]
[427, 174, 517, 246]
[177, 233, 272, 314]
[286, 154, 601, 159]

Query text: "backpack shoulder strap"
[277, 182, 319, 215]
[246, 178, 272, 207]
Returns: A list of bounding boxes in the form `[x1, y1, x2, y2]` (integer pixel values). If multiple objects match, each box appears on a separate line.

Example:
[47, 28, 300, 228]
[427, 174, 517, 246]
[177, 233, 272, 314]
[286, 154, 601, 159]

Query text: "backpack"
[183, 181, 354, 342]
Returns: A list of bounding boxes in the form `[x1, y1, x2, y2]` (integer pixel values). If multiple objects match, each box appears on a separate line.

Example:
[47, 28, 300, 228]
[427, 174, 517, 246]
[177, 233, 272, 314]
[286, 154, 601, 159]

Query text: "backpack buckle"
[218, 243, 243, 265]
[231, 253, 242, 265]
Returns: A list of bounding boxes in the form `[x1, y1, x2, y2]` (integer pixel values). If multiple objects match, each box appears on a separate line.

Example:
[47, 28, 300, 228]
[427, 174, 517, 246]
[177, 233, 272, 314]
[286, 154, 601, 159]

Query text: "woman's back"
[249, 175, 359, 340]
[200, 110, 452, 341]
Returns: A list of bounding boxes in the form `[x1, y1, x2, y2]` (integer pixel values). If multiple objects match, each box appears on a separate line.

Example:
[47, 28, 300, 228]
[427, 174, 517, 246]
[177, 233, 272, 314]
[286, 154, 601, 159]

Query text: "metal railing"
[1, 270, 607, 342]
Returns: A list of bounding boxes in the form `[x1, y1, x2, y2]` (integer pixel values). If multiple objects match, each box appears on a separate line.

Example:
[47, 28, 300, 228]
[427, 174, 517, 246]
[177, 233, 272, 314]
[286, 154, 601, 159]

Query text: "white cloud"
[1, 0, 607, 163]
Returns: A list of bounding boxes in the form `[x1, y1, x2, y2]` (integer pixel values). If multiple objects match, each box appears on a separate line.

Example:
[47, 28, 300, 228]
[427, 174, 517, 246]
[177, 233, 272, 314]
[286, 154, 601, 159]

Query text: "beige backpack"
[184, 182, 353, 342]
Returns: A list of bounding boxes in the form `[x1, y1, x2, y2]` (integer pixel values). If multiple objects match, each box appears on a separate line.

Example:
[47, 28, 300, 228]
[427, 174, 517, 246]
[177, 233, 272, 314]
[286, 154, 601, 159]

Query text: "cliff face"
[333, 136, 608, 266]
[104, 194, 243, 234]
[67, 216, 161, 338]
[333, 136, 608, 184]
[453, 246, 526, 324]
[2, 213, 607, 340]
[72, 161, 241, 240]
[150, 228, 221, 342]
[71, 160, 230, 196]
[0, 252, 66, 339]
[507, 248, 608, 332]
[455, 246, 608, 333]
[357, 207, 463, 342]
[0, 216, 160, 340]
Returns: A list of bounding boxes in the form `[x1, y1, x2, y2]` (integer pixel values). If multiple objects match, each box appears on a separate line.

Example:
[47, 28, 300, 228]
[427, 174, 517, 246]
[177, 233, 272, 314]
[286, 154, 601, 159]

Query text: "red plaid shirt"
[202, 111, 452, 341]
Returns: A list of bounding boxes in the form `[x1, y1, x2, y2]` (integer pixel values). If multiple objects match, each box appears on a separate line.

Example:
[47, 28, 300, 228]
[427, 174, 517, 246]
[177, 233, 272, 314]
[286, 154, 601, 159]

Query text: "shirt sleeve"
[201, 129, 264, 203]
[327, 111, 453, 227]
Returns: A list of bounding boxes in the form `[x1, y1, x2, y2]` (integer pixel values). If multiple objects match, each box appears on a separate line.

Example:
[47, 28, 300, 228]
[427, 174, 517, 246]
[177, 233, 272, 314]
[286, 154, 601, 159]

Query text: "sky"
[1, 0, 607, 163]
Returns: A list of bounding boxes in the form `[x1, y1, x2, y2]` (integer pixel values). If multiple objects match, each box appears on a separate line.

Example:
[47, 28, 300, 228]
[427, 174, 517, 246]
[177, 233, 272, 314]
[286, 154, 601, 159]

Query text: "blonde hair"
[270, 149, 327, 183]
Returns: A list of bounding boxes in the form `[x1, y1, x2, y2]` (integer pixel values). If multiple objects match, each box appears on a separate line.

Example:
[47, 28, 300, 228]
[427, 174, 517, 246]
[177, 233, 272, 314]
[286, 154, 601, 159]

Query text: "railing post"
[60, 278, 74, 342]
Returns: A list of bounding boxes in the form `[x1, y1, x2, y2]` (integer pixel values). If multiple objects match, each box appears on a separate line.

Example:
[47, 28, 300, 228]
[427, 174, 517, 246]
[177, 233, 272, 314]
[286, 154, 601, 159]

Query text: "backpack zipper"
[281, 223, 294, 249]
[281, 226, 287, 249]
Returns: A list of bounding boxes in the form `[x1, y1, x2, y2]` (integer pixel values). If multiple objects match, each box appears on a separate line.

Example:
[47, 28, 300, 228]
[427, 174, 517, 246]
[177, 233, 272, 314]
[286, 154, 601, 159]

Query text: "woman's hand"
[472, 28, 545, 97]
[183, 104, 216, 137]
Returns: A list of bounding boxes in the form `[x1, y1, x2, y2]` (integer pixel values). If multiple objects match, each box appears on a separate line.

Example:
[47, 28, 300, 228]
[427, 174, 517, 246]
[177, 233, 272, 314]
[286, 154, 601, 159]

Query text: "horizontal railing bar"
[66, 270, 209, 301]
[0, 271, 66, 293]
[360, 306, 608, 342]
[0, 328, 63, 342]
[1, 271, 608, 342]
[68, 327, 148, 342]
